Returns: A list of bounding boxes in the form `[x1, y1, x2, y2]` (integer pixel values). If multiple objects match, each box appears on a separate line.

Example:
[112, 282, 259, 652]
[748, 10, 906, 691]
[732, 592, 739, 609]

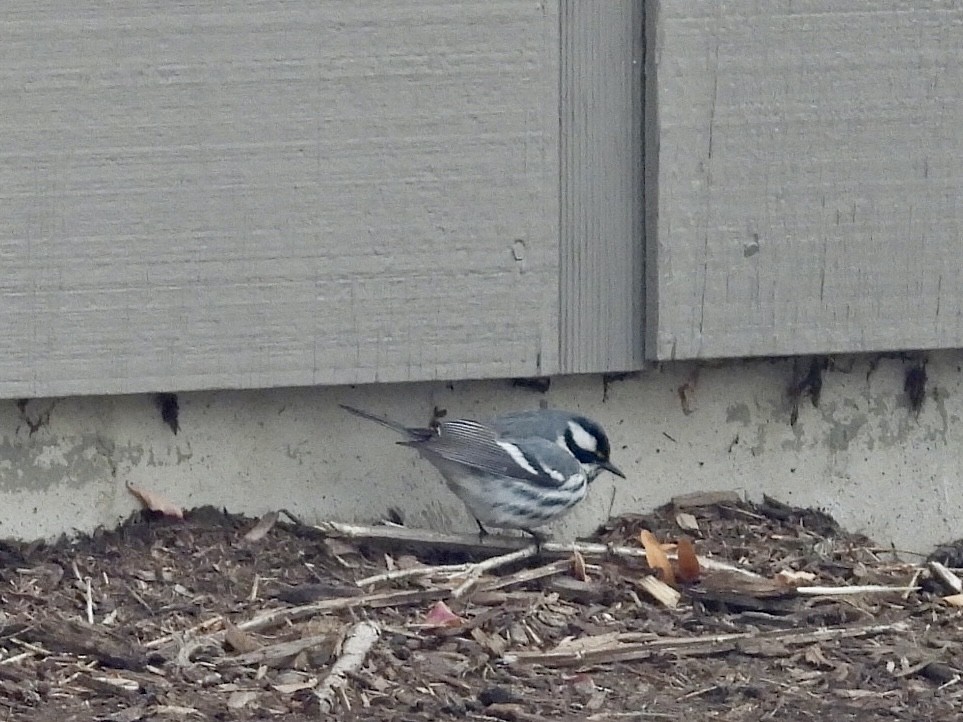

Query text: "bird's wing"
[488, 409, 572, 439]
[405, 420, 581, 488]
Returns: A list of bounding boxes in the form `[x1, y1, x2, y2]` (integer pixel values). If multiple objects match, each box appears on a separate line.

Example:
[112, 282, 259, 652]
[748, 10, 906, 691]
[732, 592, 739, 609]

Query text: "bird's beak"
[600, 460, 626, 478]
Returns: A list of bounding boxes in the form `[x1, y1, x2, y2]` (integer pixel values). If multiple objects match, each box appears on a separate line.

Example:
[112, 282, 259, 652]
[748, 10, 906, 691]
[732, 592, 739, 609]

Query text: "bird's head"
[560, 416, 625, 481]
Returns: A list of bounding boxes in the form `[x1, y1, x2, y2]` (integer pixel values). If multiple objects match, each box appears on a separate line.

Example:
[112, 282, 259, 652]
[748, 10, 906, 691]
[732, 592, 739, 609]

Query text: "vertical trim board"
[559, 1, 645, 373]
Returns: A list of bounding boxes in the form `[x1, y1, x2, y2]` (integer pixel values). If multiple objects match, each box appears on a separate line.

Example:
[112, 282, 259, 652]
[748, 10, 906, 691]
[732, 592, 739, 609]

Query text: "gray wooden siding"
[645, 1, 963, 360]
[559, 1, 645, 373]
[1, 1, 561, 397]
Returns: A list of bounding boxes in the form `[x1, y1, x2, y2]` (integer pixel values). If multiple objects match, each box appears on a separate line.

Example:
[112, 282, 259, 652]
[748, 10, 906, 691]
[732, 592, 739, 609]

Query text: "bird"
[339, 404, 625, 539]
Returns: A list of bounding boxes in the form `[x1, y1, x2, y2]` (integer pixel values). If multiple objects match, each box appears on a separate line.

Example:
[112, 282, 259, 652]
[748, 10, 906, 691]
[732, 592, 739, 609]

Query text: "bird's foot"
[475, 518, 490, 543]
[522, 528, 548, 553]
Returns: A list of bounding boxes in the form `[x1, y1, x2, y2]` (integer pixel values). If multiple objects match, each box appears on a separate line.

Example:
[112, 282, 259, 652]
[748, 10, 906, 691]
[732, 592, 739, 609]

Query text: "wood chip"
[315, 621, 380, 714]
[636, 575, 681, 608]
[485, 703, 541, 722]
[242, 511, 279, 542]
[675, 538, 701, 582]
[571, 549, 588, 581]
[273, 677, 319, 694]
[928, 560, 963, 594]
[224, 623, 260, 654]
[545, 577, 608, 605]
[639, 530, 676, 586]
[227, 690, 258, 709]
[126, 482, 184, 519]
[675, 512, 700, 531]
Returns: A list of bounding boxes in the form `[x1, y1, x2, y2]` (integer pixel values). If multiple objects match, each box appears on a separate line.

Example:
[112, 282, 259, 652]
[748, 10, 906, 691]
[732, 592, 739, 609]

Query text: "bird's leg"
[475, 518, 490, 542]
[522, 528, 548, 552]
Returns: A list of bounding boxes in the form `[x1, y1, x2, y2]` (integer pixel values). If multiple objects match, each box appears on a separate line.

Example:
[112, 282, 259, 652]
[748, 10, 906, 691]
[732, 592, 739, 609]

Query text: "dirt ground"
[1, 493, 962, 721]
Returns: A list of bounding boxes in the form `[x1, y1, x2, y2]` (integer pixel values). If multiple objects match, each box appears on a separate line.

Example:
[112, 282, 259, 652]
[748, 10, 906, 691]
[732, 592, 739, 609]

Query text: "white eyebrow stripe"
[567, 421, 598, 453]
[496, 441, 540, 476]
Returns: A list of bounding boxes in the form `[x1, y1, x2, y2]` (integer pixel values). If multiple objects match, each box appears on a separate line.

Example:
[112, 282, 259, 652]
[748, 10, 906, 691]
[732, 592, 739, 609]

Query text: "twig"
[315, 621, 380, 714]
[74, 673, 142, 700]
[355, 562, 474, 588]
[279, 508, 305, 526]
[145, 588, 442, 651]
[144, 616, 224, 649]
[476, 559, 573, 593]
[904, 567, 924, 600]
[126, 584, 155, 615]
[316, 521, 536, 553]
[796, 584, 921, 596]
[0, 651, 36, 666]
[85, 577, 95, 625]
[316, 521, 759, 578]
[503, 621, 908, 667]
[451, 546, 540, 599]
[238, 588, 446, 634]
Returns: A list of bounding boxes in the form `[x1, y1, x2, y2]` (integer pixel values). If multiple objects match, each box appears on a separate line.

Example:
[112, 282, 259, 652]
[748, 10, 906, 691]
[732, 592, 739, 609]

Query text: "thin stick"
[451, 546, 540, 599]
[503, 621, 908, 667]
[355, 562, 474, 588]
[0, 651, 35, 666]
[144, 616, 225, 649]
[904, 567, 924, 600]
[85, 578, 95, 625]
[238, 588, 446, 634]
[145, 587, 447, 650]
[10, 639, 52, 656]
[796, 584, 921, 596]
[315, 621, 380, 714]
[315, 521, 760, 578]
[476, 559, 573, 593]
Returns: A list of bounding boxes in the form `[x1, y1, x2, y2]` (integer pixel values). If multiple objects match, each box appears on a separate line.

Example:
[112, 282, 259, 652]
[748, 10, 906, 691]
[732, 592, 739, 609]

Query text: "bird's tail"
[339, 404, 413, 435]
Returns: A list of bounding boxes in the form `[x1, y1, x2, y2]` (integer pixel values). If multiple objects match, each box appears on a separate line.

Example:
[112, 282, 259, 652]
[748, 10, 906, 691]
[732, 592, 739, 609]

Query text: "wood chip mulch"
[1, 493, 961, 721]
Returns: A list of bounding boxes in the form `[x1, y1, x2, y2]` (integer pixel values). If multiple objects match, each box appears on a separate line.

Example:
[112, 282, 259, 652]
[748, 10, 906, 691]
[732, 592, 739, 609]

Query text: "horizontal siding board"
[559, 0, 645, 373]
[645, 0, 963, 359]
[0, 1, 560, 397]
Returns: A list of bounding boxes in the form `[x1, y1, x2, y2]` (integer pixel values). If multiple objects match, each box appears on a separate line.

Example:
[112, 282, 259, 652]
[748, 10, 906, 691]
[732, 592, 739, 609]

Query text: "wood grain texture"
[559, 0, 645, 373]
[0, 1, 559, 396]
[645, 0, 963, 359]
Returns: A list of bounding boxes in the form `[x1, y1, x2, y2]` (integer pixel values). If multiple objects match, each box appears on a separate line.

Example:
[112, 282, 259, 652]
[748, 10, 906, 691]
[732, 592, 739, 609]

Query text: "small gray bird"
[340, 404, 624, 538]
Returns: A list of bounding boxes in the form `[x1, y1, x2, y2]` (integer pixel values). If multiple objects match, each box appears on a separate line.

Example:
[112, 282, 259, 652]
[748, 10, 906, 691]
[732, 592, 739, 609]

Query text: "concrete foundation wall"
[2, 354, 960, 554]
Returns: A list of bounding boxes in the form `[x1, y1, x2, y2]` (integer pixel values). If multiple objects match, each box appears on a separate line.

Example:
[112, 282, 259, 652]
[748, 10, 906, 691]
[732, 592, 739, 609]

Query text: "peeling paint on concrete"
[819, 402, 869, 453]
[1, 352, 963, 552]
